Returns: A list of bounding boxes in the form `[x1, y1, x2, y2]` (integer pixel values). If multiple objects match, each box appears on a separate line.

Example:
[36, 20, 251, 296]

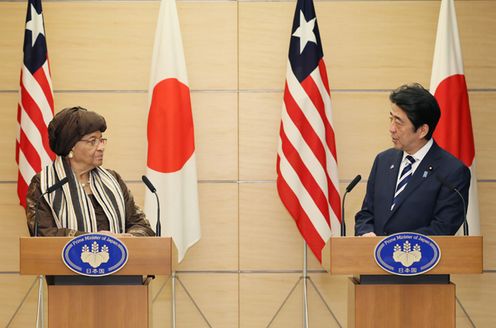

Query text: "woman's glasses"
[80, 137, 108, 147]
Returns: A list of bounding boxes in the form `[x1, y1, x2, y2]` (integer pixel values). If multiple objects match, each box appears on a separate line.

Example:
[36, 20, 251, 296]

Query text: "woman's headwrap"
[48, 106, 107, 156]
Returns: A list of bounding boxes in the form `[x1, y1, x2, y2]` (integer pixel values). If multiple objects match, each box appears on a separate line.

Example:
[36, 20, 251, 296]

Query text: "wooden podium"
[322, 236, 483, 328]
[20, 236, 172, 328]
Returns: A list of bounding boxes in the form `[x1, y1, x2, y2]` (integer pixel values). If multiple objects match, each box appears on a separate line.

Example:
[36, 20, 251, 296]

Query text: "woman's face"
[70, 131, 106, 170]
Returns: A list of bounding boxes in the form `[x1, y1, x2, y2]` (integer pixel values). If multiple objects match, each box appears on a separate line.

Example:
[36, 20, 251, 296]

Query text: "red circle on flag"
[147, 78, 195, 173]
[433, 74, 475, 167]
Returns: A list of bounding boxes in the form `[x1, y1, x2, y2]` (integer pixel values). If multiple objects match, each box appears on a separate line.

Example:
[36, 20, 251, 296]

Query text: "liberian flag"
[16, 0, 56, 208]
[430, 0, 480, 235]
[144, 0, 201, 261]
[276, 0, 341, 262]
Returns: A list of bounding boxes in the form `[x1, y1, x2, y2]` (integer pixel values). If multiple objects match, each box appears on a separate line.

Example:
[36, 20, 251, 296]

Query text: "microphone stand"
[33, 177, 69, 237]
[436, 175, 469, 236]
[341, 175, 362, 236]
[341, 192, 349, 236]
[153, 191, 161, 237]
[452, 187, 468, 236]
[141, 175, 161, 237]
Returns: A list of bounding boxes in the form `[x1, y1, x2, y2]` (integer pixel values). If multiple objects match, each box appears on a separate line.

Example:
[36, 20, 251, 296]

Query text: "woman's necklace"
[80, 178, 90, 188]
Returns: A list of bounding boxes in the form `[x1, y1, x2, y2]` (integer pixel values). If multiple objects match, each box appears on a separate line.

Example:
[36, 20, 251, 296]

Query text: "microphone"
[34, 177, 69, 236]
[436, 175, 468, 236]
[341, 175, 361, 236]
[142, 175, 161, 236]
[346, 175, 362, 193]
[141, 175, 156, 193]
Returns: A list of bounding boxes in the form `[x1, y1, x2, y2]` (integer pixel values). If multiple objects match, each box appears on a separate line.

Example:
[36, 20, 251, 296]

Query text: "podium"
[322, 236, 483, 328]
[19, 236, 172, 327]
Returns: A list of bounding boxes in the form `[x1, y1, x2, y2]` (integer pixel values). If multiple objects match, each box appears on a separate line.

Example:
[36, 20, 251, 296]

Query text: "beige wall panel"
[175, 183, 239, 271]
[0, 2, 237, 91]
[453, 273, 496, 327]
[151, 273, 238, 328]
[128, 182, 239, 270]
[324, 92, 391, 179]
[470, 92, 496, 180]
[127, 182, 238, 271]
[0, 93, 19, 180]
[239, 2, 292, 91]
[191, 92, 238, 180]
[306, 273, 349, 327]
[0, 275, 42, 327]
[240, 1, 496, 90]
[48, 91, 237, 181]
[479, 182, 496, 270]
[239, 91, 391, 181]
[177, 3, 238, 91]
[0, 5, 24, 91]
[239, 183, 324, 270]
[457, 1, 496, 89]
[240, 273, 300, 328]
[150, 275, 174, 327]
[240, 273, 347, 328]
[127, 183, 146, 207]
[0, 184, 29, 272]
[239, 92, 281, 181]
[317, 1, 437, 90]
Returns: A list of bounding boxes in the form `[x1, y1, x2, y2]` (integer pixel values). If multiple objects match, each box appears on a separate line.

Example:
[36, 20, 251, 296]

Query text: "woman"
[26, 106, 155, 237]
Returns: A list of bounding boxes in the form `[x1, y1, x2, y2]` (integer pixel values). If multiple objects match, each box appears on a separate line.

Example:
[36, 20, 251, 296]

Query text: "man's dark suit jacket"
[355, 141, 471, 236]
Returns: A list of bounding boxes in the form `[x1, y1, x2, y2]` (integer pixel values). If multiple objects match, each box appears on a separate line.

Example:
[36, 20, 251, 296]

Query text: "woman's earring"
[68, 151, 74, 159]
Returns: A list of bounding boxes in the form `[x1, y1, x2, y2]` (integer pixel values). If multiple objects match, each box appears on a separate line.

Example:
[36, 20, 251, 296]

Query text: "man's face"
[389, 103, 428, 154]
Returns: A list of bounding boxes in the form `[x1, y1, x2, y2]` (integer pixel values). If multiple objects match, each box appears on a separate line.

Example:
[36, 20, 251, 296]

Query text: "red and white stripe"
[430, 0, 480, 235]
[16, 54, 55, 207]
[277, 59, 341, 262]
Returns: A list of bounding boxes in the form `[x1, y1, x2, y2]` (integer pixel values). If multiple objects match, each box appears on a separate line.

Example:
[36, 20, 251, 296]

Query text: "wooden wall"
[0, 0, 495, 327]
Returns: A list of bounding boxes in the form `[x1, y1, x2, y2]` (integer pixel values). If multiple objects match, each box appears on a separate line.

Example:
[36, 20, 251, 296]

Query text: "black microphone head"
[46, 177, 69, 194]
[141, 175, 157, 193]
[346, 175, 362, 193]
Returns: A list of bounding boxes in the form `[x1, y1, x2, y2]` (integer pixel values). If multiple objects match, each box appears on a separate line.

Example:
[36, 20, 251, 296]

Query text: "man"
[355, 83, 470, 236]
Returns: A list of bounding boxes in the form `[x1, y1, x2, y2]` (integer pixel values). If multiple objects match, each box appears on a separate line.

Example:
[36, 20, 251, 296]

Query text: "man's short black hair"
[389, 83, 441, 140]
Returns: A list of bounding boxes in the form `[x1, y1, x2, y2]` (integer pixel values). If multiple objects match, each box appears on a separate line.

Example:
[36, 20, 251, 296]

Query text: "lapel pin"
[423, 171, 428, 178]
[390, 164, 395, 169]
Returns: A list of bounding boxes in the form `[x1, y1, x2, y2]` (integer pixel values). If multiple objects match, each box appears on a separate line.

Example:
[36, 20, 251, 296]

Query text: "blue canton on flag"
[288, 0, 324, 81]
[23, 0, 48, 74]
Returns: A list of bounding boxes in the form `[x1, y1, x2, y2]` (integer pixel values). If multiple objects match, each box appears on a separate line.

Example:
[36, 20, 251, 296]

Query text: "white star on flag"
[292, 10, 317, 54]
[26, 4, 45, 47]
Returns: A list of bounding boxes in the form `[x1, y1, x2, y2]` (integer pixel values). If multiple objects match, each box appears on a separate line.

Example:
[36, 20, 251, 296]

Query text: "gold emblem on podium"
[392, 240, 422, 267]
[80, 241, 110, 268]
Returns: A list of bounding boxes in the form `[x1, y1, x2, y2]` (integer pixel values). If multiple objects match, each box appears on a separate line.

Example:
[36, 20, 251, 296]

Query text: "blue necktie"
[391, 155, 416, 211]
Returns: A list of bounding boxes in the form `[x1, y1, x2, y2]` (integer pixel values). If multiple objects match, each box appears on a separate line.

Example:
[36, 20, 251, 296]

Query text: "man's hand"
[361, 232, 377, 237]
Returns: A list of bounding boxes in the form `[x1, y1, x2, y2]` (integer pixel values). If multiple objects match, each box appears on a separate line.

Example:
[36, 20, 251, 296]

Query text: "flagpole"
[303, 242, 309, 328]
[171, 271, 176, 328]
[36, 275, 44, 328]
